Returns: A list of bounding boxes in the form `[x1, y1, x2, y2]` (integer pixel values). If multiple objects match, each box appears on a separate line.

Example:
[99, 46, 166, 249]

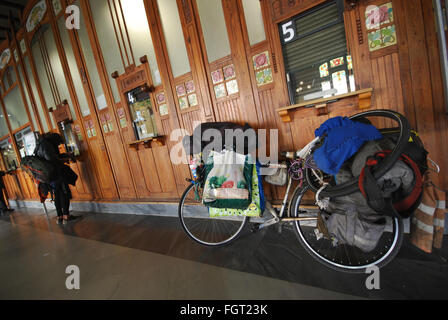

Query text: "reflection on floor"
[0, 208, 447, 299]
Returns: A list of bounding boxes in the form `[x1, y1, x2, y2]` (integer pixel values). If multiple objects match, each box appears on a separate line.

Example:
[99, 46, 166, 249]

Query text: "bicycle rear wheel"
[179, 183, 248, 246]
[290, 186, 404, 273]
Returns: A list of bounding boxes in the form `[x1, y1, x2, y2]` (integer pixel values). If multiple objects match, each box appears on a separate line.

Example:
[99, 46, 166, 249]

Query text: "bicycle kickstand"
[251, 202, 280, 232]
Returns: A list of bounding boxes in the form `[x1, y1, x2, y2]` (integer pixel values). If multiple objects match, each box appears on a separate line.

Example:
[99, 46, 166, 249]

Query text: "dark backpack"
[21, 155, 57, 183]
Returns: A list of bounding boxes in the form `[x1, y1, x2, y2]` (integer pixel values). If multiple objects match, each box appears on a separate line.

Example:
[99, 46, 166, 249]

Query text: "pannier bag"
[313, 115, 427, 253]
[202, 150, 253, 210]
[209, 162, 265, 218]
[21, 156, 57, 183]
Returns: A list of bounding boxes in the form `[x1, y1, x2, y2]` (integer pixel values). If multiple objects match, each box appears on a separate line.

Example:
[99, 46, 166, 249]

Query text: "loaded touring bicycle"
[178, 110, 430, 273]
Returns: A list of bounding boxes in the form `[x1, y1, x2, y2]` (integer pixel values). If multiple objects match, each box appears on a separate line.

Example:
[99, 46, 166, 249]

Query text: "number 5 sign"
[281, 21, 296, 43]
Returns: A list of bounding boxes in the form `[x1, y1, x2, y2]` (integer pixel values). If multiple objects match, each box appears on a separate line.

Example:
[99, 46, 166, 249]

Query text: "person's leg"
[62, 184, 72, 222]
[53, 185, 64, 222]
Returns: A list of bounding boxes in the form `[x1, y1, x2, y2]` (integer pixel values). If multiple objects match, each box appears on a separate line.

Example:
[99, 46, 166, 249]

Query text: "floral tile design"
[185, 81, 195, 94]
[368, 25, 396, 51]
[214, 83, 227, 99]
[365, 2, 393, 30]
[226, 79, 239, 95]
[253, 51, 270, 70]
[159, 104, 168, 116]
[319, 63, 329, 78]
[188, 94, 198, 107]
[330, 57, 344, 68]
[223, 65, 236, 80]
[176, 85, 186, 97]
[256, 68, 274, 87]
[179, 96, 189, 110]
[347, 55, 353, 70]
[211, 69, 224, 84]
[156, 92, 166, 104]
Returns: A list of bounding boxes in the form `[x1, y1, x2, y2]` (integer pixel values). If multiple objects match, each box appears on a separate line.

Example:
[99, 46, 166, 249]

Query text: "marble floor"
[0, 207, 447, 300]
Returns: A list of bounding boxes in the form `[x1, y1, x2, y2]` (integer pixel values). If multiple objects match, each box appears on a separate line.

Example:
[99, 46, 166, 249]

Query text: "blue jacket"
[313, 117, 382, 175]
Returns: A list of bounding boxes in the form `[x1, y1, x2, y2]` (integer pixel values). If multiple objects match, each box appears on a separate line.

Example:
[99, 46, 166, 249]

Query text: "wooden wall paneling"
[16, 171, 31, 199]
[79, 0, 137, 200]
[144, 0, 195, 196]
[420, 0, 448, 189]
[151, 144, 178, 196]
[46, 3, 98, 200]
[393, 0, 417, 129]
[220, 0, 260, 128]
[269, 0, 327, 23]
[344, 2, 374, 91]
[399, 0, 438, 177]
[136, 147, 163, 195]
[115, 101, 152, 199]
[176, 0, 216, 122]
[81, 116, 118, 199]
[261, 0, 296, 151]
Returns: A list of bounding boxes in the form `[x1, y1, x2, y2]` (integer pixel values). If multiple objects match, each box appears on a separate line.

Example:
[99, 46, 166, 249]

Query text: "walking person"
[34, 133, 78, 225]
[0, 171, 14, 214]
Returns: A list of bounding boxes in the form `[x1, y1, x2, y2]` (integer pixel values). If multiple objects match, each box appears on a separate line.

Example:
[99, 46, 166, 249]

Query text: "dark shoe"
[56, 217, 63, 225]
[63, 215, 79, 224]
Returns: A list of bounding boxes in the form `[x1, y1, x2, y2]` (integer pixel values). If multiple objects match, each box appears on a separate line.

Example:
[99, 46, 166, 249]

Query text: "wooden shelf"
[276, 88, 373, 122]
[128, 136, 164, 149]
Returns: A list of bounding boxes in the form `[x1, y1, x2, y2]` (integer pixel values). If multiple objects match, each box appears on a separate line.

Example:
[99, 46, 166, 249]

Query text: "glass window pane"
[242, 0, 266, 46]
[3, 85, 29, 131]
[196, 0, 231, 62]
[121, 0, 162, 85]
[126, 86, 158, 140]
[2, 66, 17, 91]
[30, 25, 57, 128]
[0, 108, 9, 137]
[157, 0, 190, 78]
[17, 65, 38, 130]
[89, 0, 124, 103]
[58, 15, 94, 120]
[41, 22, 77, 121]
[24, 56, 48, 132]
[0, 138, 18, 171]
[77, 0, 107, 111]
[14, 126, 37, 158]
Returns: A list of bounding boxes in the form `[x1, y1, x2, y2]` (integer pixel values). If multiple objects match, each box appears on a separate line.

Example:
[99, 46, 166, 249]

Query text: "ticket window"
[0, 139, 19, 172]
[58, 121, 80, 157]
[50, 102, 81, 158]
[14, 127, 38, 159]
[126, 86, 158, 141]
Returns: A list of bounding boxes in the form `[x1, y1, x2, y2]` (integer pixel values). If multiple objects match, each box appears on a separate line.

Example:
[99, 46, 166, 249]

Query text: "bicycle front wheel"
[179, 183, 248, 246]
[290, 186, 404, 273]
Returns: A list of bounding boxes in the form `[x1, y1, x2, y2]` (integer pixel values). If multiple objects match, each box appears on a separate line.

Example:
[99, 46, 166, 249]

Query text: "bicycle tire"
[178, 183, 248, 246]
[290, 185, 404, 273]
[306, 109, 411, 198]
